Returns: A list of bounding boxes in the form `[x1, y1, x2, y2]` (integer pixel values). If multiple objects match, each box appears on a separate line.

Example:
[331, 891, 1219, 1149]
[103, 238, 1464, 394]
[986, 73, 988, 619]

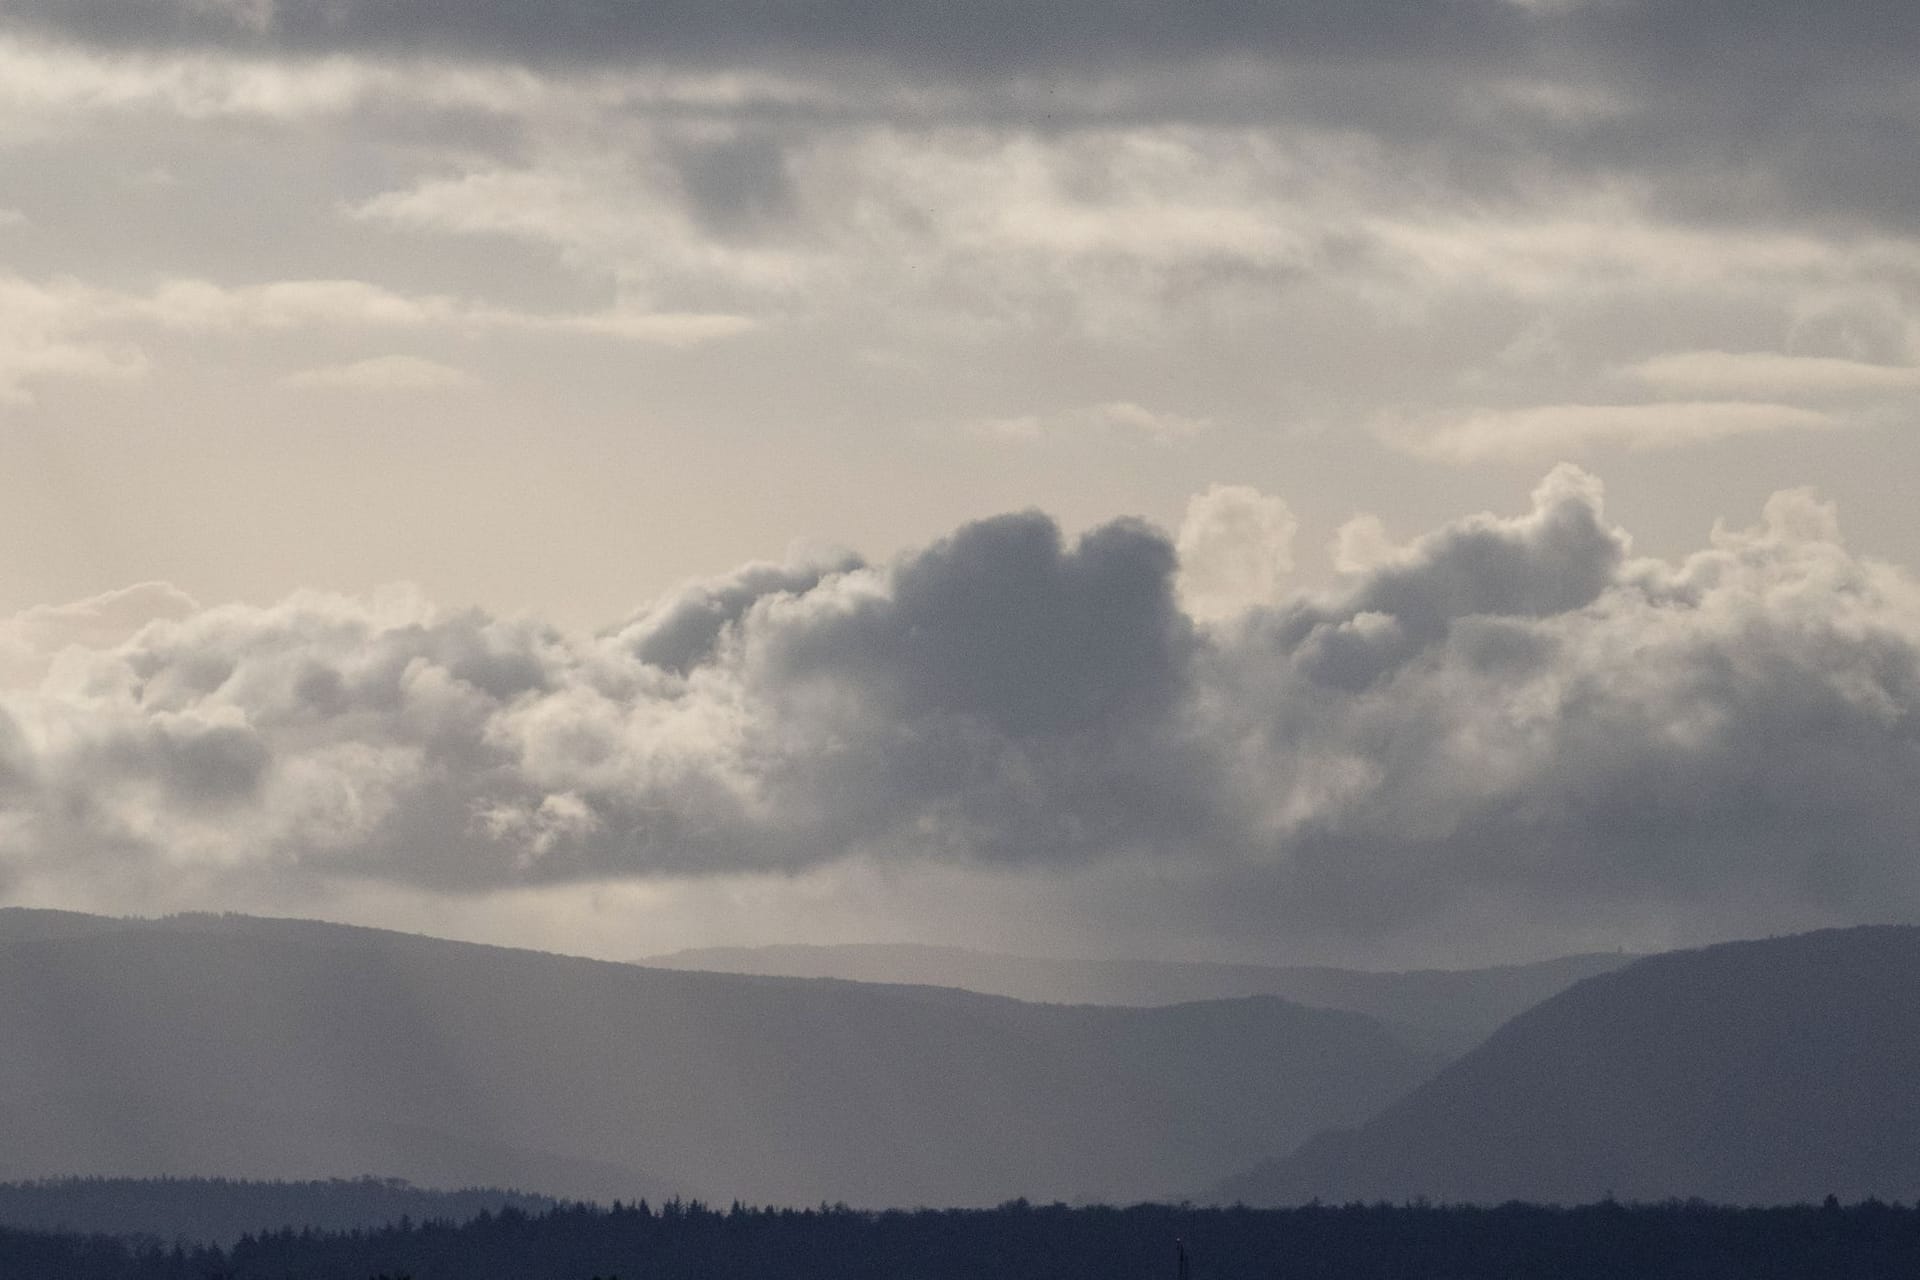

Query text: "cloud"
[7, 0, 1920, 275]
[8, 26, 1920, 398]
[1623, 350, 1920, 399]
[617, 556, 863, 676]
[1176, 484, 1298, 621]
[1394, 400, 1837, 461]
[344, 127, 1343, 337]
[0, 515, 1199, 900]
[326, 115, 1920, 366]
[0, 271, 752, 402]
[0, 0, 1526, 75]
[0, 582, 199, 686]
[968, 401, 1212, 445]
[0, 32, 553, 123]
[282, 355, 479, 392]
[348, 163, 812, 304]
[1260, 464, 1625, 690]
[0, 276, 151, 404]
[10, 469, 1920, 960]
[142, 278, 753, 343]
[1330, 514, 1397, 574]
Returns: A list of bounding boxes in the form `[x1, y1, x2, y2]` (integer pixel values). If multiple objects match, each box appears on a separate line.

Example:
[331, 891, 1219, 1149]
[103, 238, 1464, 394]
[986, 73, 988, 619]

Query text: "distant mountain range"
[21, 910, 1916, 1212]
[0, 909, 1437, 1207]
[1215, 926, 1920, 1206]
[643, 941, 1636, 1055]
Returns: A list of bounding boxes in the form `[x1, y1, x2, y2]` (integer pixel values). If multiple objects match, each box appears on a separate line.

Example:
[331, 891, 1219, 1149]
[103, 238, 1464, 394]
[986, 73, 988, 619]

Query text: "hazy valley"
[645, 941, 1636, 1056]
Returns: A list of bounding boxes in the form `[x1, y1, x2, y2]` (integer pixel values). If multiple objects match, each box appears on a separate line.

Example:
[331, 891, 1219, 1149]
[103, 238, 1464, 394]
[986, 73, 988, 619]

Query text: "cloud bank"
[4, 470, 1918, 959]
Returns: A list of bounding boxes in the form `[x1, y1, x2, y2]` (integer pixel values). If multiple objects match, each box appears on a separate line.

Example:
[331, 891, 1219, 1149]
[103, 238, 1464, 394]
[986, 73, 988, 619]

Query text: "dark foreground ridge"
[7, 1198, 1920, 1280]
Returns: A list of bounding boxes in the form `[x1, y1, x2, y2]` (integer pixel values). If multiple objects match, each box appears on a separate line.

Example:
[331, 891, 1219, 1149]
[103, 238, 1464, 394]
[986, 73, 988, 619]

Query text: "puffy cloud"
[7, 471, 1920, 959]
[1330, 515, 1397, 575]
[617, 557, 862, 677]
[1176, 484, 1298, 621]
[0, 582, 199, 686]
[0, 516, 1200, 897]
[1259, 465, 1625, 690]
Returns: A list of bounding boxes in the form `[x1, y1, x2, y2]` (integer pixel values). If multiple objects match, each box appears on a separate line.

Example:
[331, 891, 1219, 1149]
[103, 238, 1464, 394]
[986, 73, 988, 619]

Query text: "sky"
[2, 0, 1919, 968]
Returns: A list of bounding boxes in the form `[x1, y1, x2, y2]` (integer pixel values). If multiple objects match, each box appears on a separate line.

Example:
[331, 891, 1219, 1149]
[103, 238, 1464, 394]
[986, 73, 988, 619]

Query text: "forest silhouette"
[5, 1197, 1920, 1280]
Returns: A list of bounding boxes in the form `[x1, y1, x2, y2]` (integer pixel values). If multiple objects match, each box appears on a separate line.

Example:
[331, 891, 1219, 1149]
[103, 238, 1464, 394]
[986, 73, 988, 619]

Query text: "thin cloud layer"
[1394, 401, 1837, 461]
[282, 354, 480, 392]
[4, 471, 1919, 958]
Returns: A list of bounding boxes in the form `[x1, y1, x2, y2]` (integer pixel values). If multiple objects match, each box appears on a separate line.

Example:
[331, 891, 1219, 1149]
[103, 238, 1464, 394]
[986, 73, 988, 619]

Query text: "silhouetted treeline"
[0, 1176, 554, 1246]
[5, 1196, 1920, 1280]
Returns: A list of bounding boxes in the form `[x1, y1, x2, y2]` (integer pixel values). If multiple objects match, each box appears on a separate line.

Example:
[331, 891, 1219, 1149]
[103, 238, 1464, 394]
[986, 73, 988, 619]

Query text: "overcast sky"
[2, 0, 1919, 967]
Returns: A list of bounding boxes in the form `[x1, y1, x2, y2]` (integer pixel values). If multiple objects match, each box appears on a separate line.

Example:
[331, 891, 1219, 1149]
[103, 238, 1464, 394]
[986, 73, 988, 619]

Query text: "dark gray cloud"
[6, 471, 1920, 957]
[766, 514, 1189, 736]
[673, 134, 803, 241]
[1267, 467, 1624, 690]
[731, 513, 1210, 868]
[2, 0, 1526, 74]
[22, 0, 1910, 84]
[1509, 1, 1920, 230]
[12, 0, 1916, 241]
[619, 555, 861, 676]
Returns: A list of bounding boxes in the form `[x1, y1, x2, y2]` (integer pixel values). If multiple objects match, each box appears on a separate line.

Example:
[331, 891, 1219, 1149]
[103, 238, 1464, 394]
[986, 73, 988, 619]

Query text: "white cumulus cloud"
[1176, 484, 1298, 620]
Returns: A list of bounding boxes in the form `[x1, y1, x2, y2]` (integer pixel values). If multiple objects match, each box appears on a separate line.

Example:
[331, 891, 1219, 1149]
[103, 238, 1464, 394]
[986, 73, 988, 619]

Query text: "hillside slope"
[1216, 926, 1920, 1206]
[0, 911, 1438, 1207]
